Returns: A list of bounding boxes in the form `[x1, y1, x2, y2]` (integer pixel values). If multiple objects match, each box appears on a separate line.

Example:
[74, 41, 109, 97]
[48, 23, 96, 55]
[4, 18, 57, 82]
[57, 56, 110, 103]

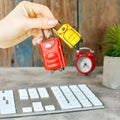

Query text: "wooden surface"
[0, 0, 120, 66]
[0, 67, 120, 120]
[0, 0, 15, 66]
[79, 0, 119, 65]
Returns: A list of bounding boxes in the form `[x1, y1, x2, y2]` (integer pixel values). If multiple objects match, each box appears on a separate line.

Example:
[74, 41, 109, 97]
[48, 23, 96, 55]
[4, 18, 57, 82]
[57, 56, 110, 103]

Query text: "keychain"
[40, 28, 66, 72]
[75, 47, 96, 75]
[54, 21, 83, 49]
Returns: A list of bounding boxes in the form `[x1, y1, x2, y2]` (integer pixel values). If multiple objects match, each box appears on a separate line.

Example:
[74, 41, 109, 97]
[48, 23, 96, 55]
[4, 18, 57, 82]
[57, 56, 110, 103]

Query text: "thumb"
[26, 18, 58, 29]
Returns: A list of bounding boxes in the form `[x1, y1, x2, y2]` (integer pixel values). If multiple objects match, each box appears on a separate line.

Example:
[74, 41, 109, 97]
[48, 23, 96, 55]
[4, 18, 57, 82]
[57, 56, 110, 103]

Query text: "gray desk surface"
[0, 67, 120, 120]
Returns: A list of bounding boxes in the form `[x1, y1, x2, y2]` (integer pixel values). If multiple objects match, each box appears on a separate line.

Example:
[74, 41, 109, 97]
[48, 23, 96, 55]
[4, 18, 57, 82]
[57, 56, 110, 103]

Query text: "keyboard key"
[45, 105, 55, 111]
[69, 85, 92, 107]
[18, 89, 29, 100]
[28, 88, 39, 99]
[32, 102, 44, 112]
[37, 87, 49, 98]
[78, 84, 103, 106]
[51, 86, 81, 109]
[51, 86, 68, 109]
[0, 104, 16, 115]
[0, 90, 16, 114]
[60, 86, 81, 107]
[22, 107, 32, 113]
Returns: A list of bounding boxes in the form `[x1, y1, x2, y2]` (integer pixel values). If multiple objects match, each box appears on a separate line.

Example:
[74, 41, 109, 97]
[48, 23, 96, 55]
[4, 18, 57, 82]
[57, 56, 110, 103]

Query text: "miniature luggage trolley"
[56, 23, 83, 49]
[40, 29, 66, 72]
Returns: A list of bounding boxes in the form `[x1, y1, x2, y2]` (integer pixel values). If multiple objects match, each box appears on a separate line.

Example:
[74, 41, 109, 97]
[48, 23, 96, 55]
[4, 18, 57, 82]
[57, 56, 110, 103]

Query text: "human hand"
[0, 1, 58, 48]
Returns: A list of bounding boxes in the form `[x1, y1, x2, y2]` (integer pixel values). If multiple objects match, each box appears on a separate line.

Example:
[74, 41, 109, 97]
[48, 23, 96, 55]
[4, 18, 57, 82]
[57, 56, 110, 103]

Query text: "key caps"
[22, 107, 32, 113]
[28, 88, 39, 99]
[78, 84, 103, 106]
[0, 90, 16, 114]
[32, 102, 44, 112]
[0, 84, 104, 118]
[18, 89, 29, 100]
[45, 105, 55, 111]
[37, 87, 49, 98]
[51, 86, 81, 109]
[60, 86, 81, 108]
[69, 85, 92, 107]
[51, 86, 68, 109]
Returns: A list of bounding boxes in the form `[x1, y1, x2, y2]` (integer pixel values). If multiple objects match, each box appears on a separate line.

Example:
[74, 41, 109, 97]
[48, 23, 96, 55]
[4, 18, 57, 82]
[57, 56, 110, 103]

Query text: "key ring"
[41, 28, 55, 40]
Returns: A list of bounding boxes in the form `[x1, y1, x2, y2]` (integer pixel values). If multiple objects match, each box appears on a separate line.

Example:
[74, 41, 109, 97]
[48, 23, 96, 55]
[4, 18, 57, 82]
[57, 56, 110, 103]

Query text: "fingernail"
[48, 19, 58, 26]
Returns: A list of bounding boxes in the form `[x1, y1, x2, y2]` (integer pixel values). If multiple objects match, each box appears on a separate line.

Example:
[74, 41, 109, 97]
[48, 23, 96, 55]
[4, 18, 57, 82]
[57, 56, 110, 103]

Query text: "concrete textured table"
[0, 67, 120, 120]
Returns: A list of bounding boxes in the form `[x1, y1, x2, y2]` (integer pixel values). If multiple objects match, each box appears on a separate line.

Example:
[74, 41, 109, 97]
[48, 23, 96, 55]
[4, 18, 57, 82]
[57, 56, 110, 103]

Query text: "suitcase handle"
[41, 28, 55, 40]
[41, 29, 46, 40]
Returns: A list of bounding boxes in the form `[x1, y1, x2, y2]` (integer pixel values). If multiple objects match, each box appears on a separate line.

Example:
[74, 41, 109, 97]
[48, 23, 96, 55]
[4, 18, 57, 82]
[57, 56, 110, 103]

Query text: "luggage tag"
[54, 21, 83, 50]
[40, 28, 66, 72]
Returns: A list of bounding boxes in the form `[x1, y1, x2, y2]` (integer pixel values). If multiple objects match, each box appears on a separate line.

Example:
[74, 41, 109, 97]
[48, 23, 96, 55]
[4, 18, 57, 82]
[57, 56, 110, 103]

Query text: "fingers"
[21, 1, 54, 18]
[20, 1, 58, 29]
[32, 35, 43, 45]
[30, 3, 54, 19]
[26, 18, 58, 29]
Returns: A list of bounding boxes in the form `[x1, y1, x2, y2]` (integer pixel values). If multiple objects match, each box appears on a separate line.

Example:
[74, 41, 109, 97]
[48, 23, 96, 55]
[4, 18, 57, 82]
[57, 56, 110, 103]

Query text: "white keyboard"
[0, 84, 104, 118]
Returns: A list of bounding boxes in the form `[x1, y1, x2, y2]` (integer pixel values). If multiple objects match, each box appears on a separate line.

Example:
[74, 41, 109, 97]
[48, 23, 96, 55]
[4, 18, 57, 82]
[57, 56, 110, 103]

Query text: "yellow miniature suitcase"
[56, 24, 82, 48]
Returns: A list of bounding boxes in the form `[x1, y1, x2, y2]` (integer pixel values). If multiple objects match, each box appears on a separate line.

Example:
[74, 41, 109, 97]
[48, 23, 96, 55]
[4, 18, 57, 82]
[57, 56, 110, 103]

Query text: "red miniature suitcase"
[40, 37, 66, 71]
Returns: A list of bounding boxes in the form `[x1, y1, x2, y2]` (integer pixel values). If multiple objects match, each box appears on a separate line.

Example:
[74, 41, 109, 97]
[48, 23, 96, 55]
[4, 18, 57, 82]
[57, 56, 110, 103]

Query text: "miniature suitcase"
[40, 37, 66, 71]
[56, 24, 82, 48]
